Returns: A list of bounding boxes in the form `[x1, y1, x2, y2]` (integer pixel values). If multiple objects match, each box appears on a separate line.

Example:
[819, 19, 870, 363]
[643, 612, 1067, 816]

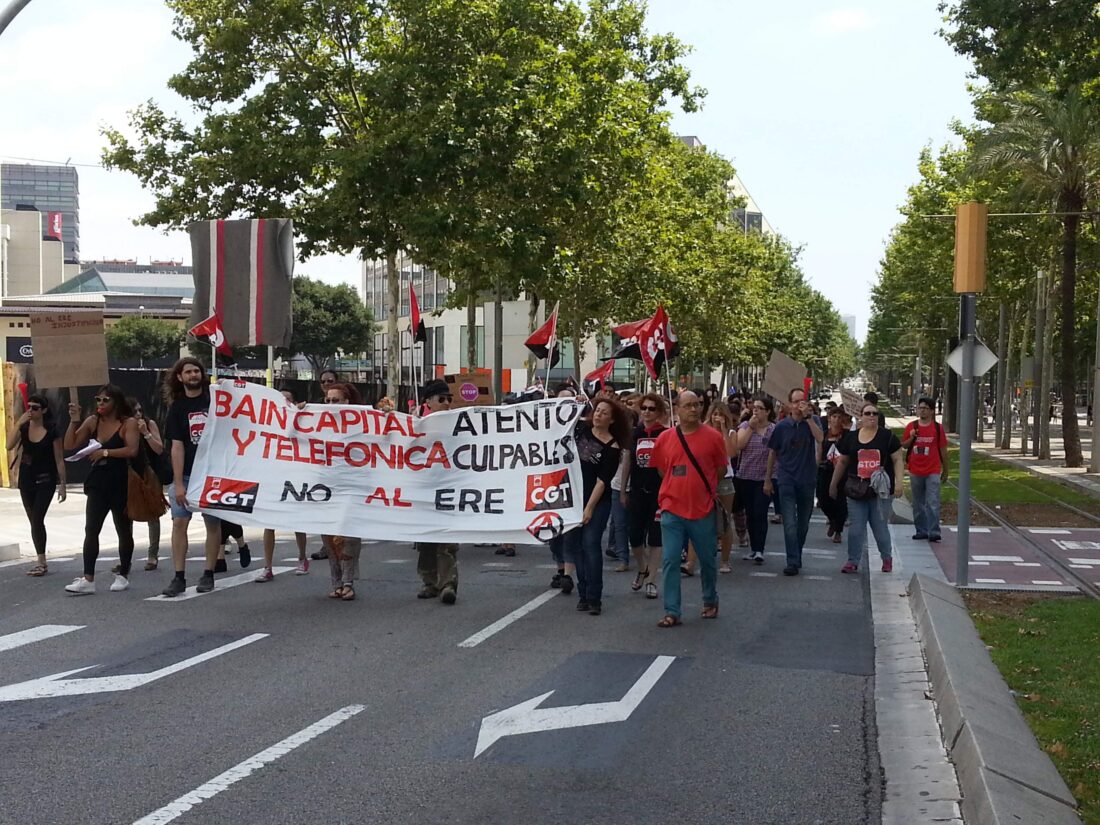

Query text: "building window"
[458, 325, 486, 369]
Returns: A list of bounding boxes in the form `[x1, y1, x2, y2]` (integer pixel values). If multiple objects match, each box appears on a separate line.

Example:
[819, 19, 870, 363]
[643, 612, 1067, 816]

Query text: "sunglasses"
[862, 410, 877, 416]
[325, 397, 347, 404]
[434, 395, 453, 402]
[94, 396, 112, 404]
[640, 405, 658, 412]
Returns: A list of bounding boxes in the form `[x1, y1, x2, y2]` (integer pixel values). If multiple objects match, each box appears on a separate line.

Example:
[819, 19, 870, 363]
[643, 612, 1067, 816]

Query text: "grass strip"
[965, 593, 1100, 824]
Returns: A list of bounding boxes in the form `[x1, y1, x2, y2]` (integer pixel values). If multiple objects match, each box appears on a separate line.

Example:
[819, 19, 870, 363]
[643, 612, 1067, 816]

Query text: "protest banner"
[29, 310, 109, 393]
[187, 381, 584, 544]
[762, 349, 806, 403]
[840, 387, 864, 416]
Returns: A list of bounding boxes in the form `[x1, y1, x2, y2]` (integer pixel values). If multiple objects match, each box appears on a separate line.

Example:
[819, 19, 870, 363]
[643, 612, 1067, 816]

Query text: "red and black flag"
[525, 303, 560, 368]
[188, 312, 234, 360]
[604, 317, 647, 361]
[584, 359, 616, 394]
[410, 283, 427, 344]
[187, 219, 295, 349]
[638, 305, 680, 380]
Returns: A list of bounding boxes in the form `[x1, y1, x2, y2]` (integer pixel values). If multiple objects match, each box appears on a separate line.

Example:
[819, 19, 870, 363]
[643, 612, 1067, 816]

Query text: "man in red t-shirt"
[901, 396, 949, 542]
[651, 391, 729, 627]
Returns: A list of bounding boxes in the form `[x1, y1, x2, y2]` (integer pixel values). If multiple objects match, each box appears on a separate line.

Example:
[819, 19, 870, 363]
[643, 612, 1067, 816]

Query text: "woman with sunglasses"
[63, 386, 140, 594]
[817, 408, 849, 545]
[829, 403, 903, 574]
[731, 396, 775, 565]
[321, 382, 363, 600]
[626, 393, 668, 599]
[7, 394, 66, 576]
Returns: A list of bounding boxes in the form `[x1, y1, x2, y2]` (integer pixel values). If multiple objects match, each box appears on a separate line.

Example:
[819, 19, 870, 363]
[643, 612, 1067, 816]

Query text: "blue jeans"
[777, 481, 815, 568]
[571, 495, 612, 605]
[608, 493, 630, 563]
[846, 496, 892, 565]
[660, 510, 718, 618]
[910, 473, 942, 539]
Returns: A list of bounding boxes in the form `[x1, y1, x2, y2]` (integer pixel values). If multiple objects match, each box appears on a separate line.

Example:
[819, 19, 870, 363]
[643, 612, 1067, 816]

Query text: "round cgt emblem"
[526, 512, 564, 543]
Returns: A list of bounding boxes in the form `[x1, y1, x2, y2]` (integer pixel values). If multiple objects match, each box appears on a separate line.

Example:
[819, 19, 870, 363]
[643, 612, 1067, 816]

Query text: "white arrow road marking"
[0, 633, 268, 702]
[133, 704, 365, 825]
[459, 590, 559, 648]
[0, 625, 84, 653]
[145, 567, 294, 601]
[474, 655, 675, 757]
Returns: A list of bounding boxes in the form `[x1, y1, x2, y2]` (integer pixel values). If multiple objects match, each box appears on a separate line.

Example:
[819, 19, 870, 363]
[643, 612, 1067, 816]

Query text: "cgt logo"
[525, 469, 574, 511]
[527, 512, 564, 543]
[200, 477, 259, 514]
[280, 481, 333, 503]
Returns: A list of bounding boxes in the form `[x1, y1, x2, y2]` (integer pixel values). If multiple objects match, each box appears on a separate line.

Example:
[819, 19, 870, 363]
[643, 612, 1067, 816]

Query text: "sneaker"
[239, 544, 252, 568]
[604, 548, 617, 559]
[881, 558, 893, 573]
[295, 560, 310, 575]
[550, 572, 563, 589]
[742, 551, 755, 561]
[783, 565, 799, 576]
[560, 574, 574, 595]
[255, 568, 274, 582]
[912, 533, 928, 541]
[614, 563, 630, 572]
[65, 577, 95, 595]
[719, 564, 732, 574]
[162, 577, 187, 597]
[110, 574, 129, 592]
[841, 561, 858, 574]
[576, 600, 591, 611]
[417, 586, 440, 599]
[440, 586, 457, 605]
[214, 558, 228, 574]
[589, 602, 602, 616]
[196, 572, 215, 593]
[752, 552, 764, 565]
[644, 583, 658, 599]
[929, 535, 942, 543]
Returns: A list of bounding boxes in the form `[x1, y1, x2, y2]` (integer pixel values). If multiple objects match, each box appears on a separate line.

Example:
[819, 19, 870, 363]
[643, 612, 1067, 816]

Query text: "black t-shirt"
[837, 428, 902, 494]
[575, 421, 621, 502]
[165, 392, 210, 477]
[19, 423, 58, 486]
[630, 423, 667, 495]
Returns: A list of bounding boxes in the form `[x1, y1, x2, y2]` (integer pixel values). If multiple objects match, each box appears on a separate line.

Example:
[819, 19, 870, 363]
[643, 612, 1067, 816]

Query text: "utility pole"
[1032, 271, 1046, 457]
[1090, 284, 1100, 472]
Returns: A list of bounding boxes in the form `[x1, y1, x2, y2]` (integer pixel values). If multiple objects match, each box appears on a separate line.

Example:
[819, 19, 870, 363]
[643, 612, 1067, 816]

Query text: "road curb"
[908, 574, 1082, 825]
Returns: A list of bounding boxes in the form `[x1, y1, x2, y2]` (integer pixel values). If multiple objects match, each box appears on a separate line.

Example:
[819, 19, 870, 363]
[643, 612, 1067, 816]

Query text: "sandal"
[680, 565, 695, 577]
[26, 564, 48, 577]
[701, 604, 719, 619]
[631, 569, 646, 591]
[657, 615, 682, 628]
[144, 559, 158, 571]
[328, 586, 346, 599]
[341, 584, 356, 601]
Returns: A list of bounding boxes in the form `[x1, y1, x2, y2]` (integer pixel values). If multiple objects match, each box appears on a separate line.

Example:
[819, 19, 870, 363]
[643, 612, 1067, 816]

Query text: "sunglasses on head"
[94, 396, 112, 404]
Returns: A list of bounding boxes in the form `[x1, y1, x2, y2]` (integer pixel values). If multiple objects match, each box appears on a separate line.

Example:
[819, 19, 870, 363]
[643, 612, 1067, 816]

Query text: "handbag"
[843, 475, 876, 501]
[127, 463, 168, 521]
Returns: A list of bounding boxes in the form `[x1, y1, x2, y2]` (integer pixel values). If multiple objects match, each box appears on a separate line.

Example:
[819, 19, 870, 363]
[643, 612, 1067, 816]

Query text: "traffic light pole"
[955, 293, 977, 587]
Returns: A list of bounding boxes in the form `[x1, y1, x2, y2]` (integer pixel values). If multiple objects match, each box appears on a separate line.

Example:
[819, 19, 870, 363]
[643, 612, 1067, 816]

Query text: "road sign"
[0, 633, 267, 702]
[474, 655, 674, 757]
[946, 340, 998, 378]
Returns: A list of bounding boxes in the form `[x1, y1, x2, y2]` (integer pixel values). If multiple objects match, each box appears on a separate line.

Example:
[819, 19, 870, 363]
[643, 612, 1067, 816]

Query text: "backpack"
[905, 421, 942, 465]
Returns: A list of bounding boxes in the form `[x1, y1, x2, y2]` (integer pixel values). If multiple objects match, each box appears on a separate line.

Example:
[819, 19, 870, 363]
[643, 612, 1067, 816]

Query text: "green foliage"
[287, 276, 374, 373]
[105, 316, 183, 362]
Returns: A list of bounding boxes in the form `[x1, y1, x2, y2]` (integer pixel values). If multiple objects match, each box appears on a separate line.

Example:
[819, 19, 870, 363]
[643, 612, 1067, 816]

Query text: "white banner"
[187, 381, 584, 544]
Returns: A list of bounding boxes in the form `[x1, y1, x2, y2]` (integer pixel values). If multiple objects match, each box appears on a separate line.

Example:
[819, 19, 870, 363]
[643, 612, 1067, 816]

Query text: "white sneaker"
[752, 551, 765, 564]
[65, 577, 95, 595]
[110, 574, 129, 592]
[742, 551, 755, 561]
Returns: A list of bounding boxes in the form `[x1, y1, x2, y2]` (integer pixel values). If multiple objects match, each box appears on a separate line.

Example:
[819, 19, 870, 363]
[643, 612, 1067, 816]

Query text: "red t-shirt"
[904, 420, 947, 476]
[651, 425, 728, 520]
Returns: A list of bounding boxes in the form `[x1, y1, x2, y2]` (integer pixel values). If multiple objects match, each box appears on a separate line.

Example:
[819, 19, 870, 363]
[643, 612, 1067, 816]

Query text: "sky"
[0, 0, 975, 343]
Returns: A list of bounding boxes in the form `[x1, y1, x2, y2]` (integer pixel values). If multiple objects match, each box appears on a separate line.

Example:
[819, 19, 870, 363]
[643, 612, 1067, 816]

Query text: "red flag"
[638, 305, 680, 380]
[612, 318, 647, 339]
[410, 283, 426, 343]
[188, 312, 234, 358]
[525, 304, 559, 368]
[584, 359, 616, 392]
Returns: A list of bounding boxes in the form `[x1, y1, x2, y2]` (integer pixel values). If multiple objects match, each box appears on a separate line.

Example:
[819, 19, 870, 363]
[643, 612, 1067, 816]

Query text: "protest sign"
[840, 387, 864, 417]
[29, 311, 109, 391]
[762, 349, 806, 403]
[445, 372, 494, 408]
[188, 381, 584, 544]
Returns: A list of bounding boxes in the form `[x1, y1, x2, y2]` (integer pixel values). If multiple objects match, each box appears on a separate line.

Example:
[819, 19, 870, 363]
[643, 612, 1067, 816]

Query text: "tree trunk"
[999, 302, 1018, 449]
[1061, 214, 1083, 466]
[994, 301, 1006, 446]
[466, 288, 477, 372]
[526, 291, 540, 385]
[493, 277, 503, 401]
[1019, 303, 1032, 455]
[1040, 281, 1056, 459]
[385, 248, 400, 399]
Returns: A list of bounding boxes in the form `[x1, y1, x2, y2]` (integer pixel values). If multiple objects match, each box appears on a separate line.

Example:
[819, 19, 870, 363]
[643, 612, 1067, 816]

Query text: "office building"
[1, 163, 80, 262]
[0, 207, 79, 296]
[842, 314, 857, 341]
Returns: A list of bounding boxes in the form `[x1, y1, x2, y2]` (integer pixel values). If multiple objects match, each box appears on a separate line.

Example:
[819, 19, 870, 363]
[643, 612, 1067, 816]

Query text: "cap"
[422, 379, 451, 399]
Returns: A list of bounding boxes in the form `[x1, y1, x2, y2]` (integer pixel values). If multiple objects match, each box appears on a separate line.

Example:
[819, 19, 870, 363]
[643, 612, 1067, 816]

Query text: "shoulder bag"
[127, 457, 168, 522]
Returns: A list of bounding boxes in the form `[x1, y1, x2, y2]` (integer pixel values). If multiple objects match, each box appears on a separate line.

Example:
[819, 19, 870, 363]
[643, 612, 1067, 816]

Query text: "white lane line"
[973, 555, 1023, 562]
[1027, 528, 1071, 534]
[1070, 564, 1093, 569]
[133, 704, 365, 825]
[805, 575, 832, 581]
[975, 578, 1007, 584]
[0, 625, 84, 653]
[949, 527, 991, 533]
[0, 556, 75, 569]
[1067, 558, 1100, 566]
[381, 559, 411, 564]
[458, 590, 559, 648]
[145, 567, 294, 601]
[750, 572, 778, 578]
[1032, 580, 1065, 586]
[1013, 562, 1043, 567]
[969, 561, 990, 566]
[482, 562, 513, 568]
[536, 564, 559, 569]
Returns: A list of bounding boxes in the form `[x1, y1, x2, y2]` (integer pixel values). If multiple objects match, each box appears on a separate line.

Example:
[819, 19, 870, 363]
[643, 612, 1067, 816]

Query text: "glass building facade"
[1, 163, 80, 262]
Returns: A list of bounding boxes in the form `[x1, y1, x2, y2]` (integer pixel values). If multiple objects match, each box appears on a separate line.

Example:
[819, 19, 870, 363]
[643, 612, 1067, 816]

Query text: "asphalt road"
[0, 518, 881, 825]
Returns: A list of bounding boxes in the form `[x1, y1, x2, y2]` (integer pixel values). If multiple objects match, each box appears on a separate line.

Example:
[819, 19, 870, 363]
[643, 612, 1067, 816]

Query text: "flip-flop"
[341, 585, 356, 601]
[701, 604, 719, 619]
[26, 564, 47, 577]
[657, 615, 681, 628]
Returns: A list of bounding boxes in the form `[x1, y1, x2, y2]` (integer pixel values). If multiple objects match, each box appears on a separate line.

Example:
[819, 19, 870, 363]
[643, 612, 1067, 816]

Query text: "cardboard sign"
[762, 350, 807, 403]
[29, 310, 109, 389]
[840, 387, 864, 417]
[444, 372, 495, 408]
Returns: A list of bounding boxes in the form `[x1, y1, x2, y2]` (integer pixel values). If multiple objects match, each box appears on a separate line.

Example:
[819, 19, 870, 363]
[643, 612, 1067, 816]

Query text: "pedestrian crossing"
[0, 624, 84, 653]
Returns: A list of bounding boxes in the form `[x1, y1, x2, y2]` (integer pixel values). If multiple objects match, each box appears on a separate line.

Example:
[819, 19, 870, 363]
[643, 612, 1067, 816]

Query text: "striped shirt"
[736, 421, 774, 481]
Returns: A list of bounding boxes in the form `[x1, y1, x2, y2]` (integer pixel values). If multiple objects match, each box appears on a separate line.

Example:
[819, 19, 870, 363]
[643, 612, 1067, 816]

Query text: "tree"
[972, 85, 1100, 466]
[105, 316, 182, 364]
[287, 276, 374, 376]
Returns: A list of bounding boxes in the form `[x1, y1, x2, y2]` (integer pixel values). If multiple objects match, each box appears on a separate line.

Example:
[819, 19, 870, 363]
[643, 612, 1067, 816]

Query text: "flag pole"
[664, 353, 675, 420]
[543, 341, 553, 399]
[266, 346, 274, 389]
[211, 342, 218, 384]
[414, 339, 421, 412]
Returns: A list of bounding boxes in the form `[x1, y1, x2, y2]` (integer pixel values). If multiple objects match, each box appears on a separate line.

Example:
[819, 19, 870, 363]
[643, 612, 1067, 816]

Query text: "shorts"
[717, 477, 735, 497]
[170, 474, 219, 525]
[628, 488, 662, 548]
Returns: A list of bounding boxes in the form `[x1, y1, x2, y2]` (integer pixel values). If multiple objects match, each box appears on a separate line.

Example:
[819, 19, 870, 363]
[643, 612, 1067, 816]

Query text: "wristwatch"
[104, 449, 110, 459]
